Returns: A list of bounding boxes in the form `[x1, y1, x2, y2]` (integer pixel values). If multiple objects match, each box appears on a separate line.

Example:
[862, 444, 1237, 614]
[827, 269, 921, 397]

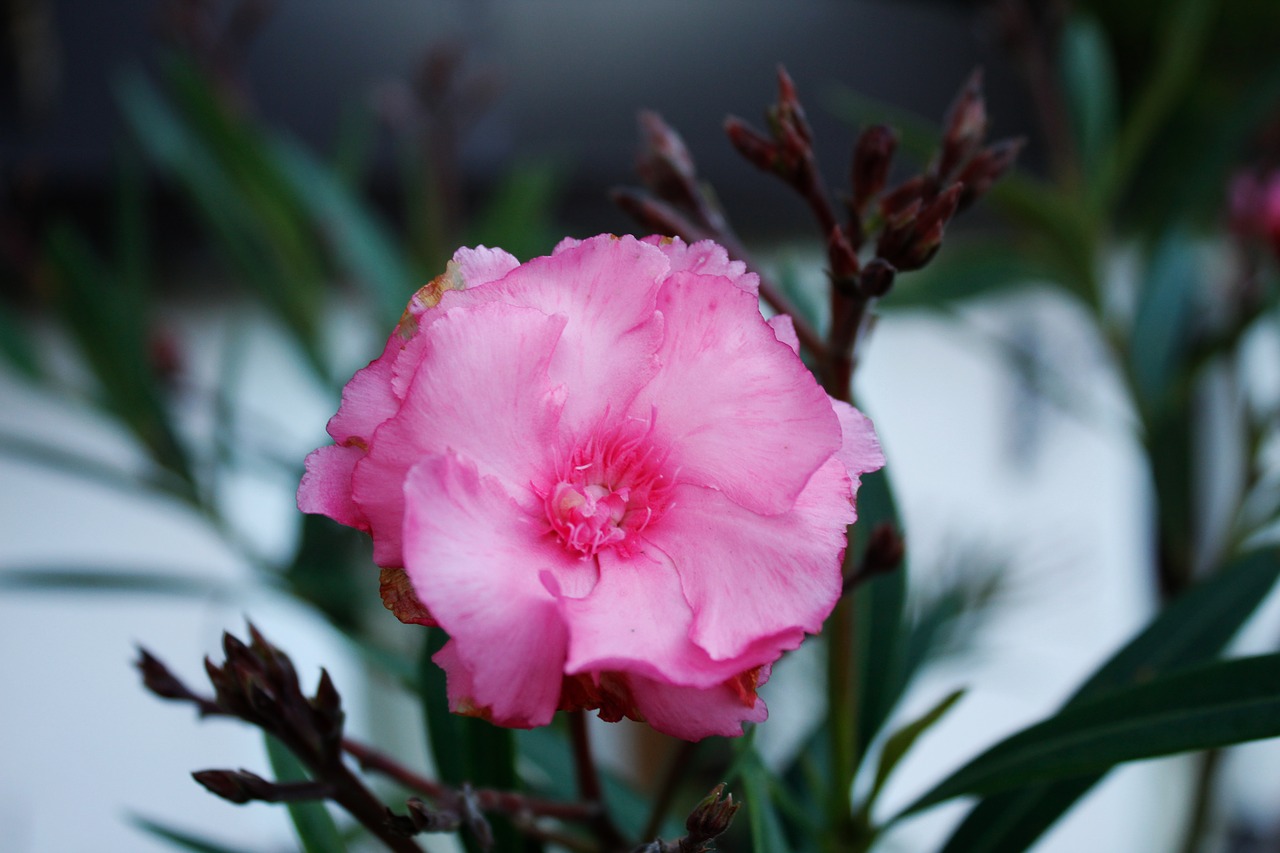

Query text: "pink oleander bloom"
[298, 234, 884, 740]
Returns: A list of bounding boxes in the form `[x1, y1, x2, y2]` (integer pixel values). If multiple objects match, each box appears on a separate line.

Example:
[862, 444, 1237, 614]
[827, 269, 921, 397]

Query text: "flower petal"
[558, 549, 778, 689]
[297, 444, 368, 530]
[635, 271, 841, 515]
[648, 458, 854, 661]
[628, 669, 769, 740]
[452, 245, 520, 287]
[831, 400, 885, 501]
[449, 234, 666, 433]
[353, 301, 566, 567]
[642, 235, 759, 296]
[768, 314, 800, 354]
[403, 453, 578, 727]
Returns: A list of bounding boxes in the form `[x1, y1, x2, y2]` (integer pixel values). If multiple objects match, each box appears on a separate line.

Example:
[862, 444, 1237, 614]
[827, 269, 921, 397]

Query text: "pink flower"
[299, 234, 883, 740]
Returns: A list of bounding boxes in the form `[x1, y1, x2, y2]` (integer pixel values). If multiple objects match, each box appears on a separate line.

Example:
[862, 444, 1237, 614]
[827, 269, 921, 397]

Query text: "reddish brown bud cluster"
[631, 783, 741, 853]
[612, 111, 728, 244]
[615, 65, 1019, 397]
[726, 67, 819, 188]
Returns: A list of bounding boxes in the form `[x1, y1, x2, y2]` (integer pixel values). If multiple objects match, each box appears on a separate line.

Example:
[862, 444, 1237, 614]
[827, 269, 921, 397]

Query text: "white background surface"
[2, 284, 1278, 851]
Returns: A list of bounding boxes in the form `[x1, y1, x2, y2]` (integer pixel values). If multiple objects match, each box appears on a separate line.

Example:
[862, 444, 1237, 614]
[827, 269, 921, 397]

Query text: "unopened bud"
[725, 117, 779, 174]
[774, 65, 812, 146]
[685, 783, 740, 843]
[879, 177, 925, 228]
[859, 258, 897, 298]
[851, 125, 898, 212]
[637, 111, 702, 211]
[137, 648, 198, 704]
[956, 137, 1023, 211]
[193, 768, 272, 804]
[936, 68, 988, 181]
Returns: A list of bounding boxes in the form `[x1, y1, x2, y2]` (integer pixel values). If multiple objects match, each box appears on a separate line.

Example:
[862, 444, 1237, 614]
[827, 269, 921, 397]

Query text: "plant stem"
[568, 710, 628, 851]
[641, 739, 700, 841]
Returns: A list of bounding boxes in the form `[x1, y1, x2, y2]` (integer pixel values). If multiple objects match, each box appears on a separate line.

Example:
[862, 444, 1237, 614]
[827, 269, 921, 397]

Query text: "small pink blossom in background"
[299, 234, 883, 740]
[1229, 170, 1280, 257]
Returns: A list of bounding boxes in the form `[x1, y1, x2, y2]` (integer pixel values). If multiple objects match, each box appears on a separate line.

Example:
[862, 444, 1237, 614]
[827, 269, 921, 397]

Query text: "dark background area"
[1, 0, 1035, 287]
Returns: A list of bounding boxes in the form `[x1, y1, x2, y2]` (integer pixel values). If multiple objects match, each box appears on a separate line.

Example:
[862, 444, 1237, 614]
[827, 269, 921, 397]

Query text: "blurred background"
[3, 1, 1280, 851]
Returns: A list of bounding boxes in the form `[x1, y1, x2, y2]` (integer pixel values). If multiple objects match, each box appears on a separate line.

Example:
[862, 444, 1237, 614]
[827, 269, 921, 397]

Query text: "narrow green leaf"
[738, 744, 793, 853]
[885, 243, 1060, 310]
[268, 137, 415, 326]
[1059, 13, 1119, 176]
[417, 629, 520, 852]
[988, 175, 1098, 303]
[908, 653, 1280, 812]
[516, 726, 657, 839]
[852, 469, 908, 761]
[468, 162, 560, 262]
[1090, 0, 1215, 211]
[45, 221, 192, 484]
[937, 547, 1280, 851]
[115, 69, 328, 378]
[0, 298, 40, 379]
[1129, 229, 1199, 410]
[263, 734, 346, 853]
[0, 567, 233, 599]
[822, 85, 938, 163]
[865, 689, 965, 811]
[129, 815, 259, 853]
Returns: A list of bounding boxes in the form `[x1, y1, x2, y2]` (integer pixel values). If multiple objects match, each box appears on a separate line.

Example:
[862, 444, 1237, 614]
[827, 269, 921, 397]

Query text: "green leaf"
[885, 242, 1060, 310]
[852, 469, 909, 761]
[930, 548, 1280, 848]
[822, 85, 938, 163]
[115, 67, 328, 379]
[268, 137, 415, 326]
[516, 726, 657, 840]
[1090, 0, 1215, 212]
[1129, 228, 1199, 411]
[0, 566, 233, 599]
[263, 734, 346, 853]
[45, 221, 193, 485]
[129, 815, 259, 853]
[285, 514, 368, 631]
[1059, 13, 1119, 177]
[468, 162, 560, 262]
[0, 297, 40, 379]
[737, 741, 794, 853]
[907, 653, 1280, 812]
[864, 689, 965, 813]
[417, 629, 520, 853]
[988, 175, 1098, 303]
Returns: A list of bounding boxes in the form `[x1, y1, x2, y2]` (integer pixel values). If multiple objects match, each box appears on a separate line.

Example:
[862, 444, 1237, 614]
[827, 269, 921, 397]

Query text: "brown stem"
[343, 736, 599, 822]
[568, 711, 628, 851]
[641, 740, 700, 842]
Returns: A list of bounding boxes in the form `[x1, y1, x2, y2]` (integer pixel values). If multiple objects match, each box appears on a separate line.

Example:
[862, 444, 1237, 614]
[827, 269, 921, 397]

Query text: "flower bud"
[685, 783, 740, 843]
[637, 111, 701, 211]
[193, 768, 273, 804]
[724, 116, 779, 174]
[137, 648, 199, 704]
[955, 138, 1024, 211]
[859, 258, 897, 298]
[935, 68, 988, 182]
[851, 125, 898, 212]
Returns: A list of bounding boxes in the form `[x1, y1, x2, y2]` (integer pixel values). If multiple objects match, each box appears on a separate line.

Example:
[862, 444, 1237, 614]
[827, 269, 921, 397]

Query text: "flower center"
[543, 420, 673, 557]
